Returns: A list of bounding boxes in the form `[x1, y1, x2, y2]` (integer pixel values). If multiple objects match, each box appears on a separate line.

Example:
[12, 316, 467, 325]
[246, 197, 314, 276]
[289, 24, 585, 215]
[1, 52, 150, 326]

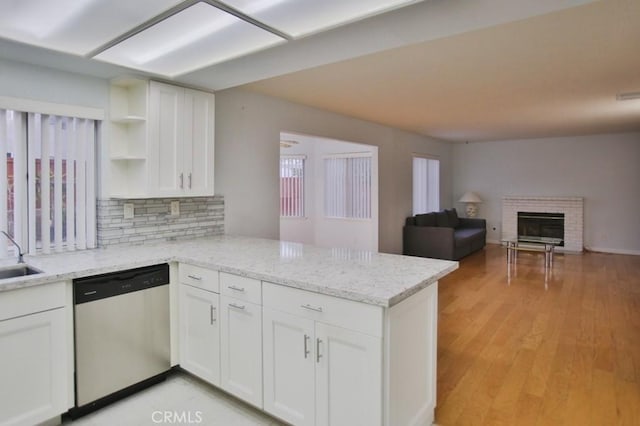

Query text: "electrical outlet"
[123, 203, 134, 219]
[170, 201, 180, 217]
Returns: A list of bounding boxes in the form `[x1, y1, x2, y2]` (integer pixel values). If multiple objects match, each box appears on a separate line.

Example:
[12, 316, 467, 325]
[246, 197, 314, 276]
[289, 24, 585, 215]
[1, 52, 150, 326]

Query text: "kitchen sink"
[0, 264, 43, 279]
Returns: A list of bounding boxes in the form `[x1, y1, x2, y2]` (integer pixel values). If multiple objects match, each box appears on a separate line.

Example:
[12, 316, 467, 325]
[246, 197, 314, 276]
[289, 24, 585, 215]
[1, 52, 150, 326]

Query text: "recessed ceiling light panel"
[0, 0, 184, 55]
[95, 2, 285, 76]
[221, 0, 423, 37]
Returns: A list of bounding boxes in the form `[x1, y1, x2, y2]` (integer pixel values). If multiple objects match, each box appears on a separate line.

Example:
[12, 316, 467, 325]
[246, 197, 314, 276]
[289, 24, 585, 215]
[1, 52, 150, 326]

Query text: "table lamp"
[458, 191, 482, 218]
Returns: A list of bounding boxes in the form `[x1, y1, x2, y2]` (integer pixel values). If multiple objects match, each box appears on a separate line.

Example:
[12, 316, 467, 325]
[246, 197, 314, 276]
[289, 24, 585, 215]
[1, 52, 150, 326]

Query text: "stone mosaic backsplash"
[97, 196, 224, 247]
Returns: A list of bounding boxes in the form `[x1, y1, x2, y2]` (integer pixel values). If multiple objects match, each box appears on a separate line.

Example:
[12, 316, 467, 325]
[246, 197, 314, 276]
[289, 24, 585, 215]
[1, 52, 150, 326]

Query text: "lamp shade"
[458, 191, 482, 203]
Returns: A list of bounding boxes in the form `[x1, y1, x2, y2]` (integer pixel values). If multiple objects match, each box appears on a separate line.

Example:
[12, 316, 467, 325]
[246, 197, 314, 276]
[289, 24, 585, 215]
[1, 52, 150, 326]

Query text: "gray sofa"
[403, 208, 486, 260]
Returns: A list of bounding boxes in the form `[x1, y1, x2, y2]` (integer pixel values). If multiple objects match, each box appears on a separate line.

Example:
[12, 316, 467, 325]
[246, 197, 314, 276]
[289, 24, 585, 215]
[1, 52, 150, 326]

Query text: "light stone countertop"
[0, 235, 458, 307]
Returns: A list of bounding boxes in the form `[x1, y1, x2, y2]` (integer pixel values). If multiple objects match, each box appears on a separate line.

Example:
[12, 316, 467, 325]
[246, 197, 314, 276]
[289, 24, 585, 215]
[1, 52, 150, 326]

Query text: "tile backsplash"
[97, 196, 224, 247]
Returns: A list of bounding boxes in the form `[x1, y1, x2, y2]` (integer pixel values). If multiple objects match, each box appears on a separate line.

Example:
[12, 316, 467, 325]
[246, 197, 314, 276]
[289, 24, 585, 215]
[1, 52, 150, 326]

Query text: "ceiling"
[242, 0, 640, 142]
[1, 0, 638, 142]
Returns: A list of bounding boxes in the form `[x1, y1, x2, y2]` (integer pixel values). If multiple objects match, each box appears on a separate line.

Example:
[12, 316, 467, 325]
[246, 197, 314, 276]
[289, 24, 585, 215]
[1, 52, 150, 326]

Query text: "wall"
[280, 133, 379, 251]
[452, 133, 640, 254]
[216, 88, 453, 254]
[97, 196, 224, 247]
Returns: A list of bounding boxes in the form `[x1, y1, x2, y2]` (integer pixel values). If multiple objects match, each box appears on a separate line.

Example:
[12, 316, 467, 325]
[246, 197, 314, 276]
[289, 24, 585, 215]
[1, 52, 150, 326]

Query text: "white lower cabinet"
[179, 284, 220, 386]
[315, 323, 382, 426]
[262, 308, 315, 426]
[0, 283, 69, 426]
[262, 284, 383, 426]
[220, 295, 263, 408]
[177, 264, 439, 426]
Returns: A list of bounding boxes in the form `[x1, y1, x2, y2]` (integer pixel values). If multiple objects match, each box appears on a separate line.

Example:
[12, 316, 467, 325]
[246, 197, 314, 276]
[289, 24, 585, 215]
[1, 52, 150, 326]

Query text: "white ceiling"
[1, 0, 637, 142]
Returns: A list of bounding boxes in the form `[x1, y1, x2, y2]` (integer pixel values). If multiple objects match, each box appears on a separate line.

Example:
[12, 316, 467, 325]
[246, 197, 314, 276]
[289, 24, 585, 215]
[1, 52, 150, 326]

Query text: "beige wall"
[215, 88, 453, 254]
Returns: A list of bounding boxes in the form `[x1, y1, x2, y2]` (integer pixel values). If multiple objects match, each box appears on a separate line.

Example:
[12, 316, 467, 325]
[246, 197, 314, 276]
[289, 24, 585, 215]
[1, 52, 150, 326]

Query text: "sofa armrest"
[403, 225, 455, 260]
[458, 218, 486, 229]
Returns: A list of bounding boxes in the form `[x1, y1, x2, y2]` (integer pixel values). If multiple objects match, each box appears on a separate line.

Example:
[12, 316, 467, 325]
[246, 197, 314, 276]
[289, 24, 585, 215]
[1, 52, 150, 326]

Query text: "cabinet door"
[315, 323, 382, 426]
[0, 308, 67, 426]
[263, 307, 315, 426]
[220, 295, 262, 408]
[183, 88, 214, 196]
[149, 81, 184, 197]
[179, 285, 220, 386]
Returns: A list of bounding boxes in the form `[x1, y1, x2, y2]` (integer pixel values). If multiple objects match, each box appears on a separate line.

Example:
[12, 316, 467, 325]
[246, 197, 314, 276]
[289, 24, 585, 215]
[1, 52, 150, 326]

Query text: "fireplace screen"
[517, 212, 565, 246]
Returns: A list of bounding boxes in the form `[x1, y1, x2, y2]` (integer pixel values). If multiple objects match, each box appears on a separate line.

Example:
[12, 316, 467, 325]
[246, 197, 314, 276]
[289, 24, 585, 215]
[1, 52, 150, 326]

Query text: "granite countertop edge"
[0, 237, 459, 308]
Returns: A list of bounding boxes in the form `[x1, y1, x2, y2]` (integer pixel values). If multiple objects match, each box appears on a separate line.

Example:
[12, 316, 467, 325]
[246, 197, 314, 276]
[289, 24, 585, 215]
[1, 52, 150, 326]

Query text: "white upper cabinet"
[108, 79, 214, 198]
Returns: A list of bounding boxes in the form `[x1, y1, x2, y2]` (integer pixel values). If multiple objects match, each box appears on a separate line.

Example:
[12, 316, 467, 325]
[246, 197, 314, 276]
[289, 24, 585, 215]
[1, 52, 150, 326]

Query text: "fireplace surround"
[502, 196, 583, 252]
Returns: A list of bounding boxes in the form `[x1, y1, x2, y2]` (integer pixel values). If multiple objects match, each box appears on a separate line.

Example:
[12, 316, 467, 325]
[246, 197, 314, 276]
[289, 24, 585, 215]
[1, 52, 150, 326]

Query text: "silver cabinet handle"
[229, 303, 246, 310]
[316, 338, 323, 363]
[304, 334, 310, 359]
[210, 305, 217, 324]
[228, 285, 245, 292]
[188, 173, 192, 189]
[180, 172, 184, 189]
[301, 303, 323, 313]
[187, 274, 202, 281]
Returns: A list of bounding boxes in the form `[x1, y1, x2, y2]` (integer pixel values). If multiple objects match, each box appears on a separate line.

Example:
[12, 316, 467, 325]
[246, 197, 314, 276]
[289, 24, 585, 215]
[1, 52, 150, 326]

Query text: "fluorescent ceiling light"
[95, 2, 285, 77]
[222, 0, 422, 37]
[0, 0, 184, 55]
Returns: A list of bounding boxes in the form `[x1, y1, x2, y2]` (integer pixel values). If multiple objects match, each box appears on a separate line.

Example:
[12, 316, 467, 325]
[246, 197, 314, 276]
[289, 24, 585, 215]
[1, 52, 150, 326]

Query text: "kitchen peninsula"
[0, 236, 457, 426]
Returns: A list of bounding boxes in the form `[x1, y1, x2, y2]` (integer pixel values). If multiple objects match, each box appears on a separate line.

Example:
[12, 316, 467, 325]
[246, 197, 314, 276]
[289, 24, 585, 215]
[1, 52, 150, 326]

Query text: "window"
[413, 156, 439, 215]
[0, 108, 97, 258]
[324, 155, 371, 219]
[280, 156, 305, 217]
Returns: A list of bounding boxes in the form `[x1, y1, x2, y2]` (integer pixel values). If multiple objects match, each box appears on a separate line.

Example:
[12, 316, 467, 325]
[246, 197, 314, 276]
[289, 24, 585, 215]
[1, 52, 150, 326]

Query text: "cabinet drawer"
[0, 281, 66, 322]
[262, 282, 383, 337]
[220, 272, 261, 305]
[180, 264, 219, 292]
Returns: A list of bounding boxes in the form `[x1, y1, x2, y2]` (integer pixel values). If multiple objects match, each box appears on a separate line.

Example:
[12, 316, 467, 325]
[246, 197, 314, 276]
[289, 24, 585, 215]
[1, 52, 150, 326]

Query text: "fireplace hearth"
[518, 211, 564, 246]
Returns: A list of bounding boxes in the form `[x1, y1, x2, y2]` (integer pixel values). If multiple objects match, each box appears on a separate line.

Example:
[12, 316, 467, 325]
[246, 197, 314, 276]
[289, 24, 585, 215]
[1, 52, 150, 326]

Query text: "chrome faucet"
[1, 231, 24, 263]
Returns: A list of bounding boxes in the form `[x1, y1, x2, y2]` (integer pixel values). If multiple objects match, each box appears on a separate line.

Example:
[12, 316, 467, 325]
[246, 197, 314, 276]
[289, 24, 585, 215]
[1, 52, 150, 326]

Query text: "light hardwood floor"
[435, 244, 640, 426]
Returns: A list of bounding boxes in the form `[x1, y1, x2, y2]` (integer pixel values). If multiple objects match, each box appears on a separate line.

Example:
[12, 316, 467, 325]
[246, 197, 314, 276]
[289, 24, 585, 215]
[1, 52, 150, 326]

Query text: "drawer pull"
[301, 303, 323, 313]
[228, 285, 245, 292]
[316, 338, 323, 363]
[229, 303, 246, 310]
[210, 306, 217, 324]
[187, 274, 202, 281]
[304, 334, 310, 359]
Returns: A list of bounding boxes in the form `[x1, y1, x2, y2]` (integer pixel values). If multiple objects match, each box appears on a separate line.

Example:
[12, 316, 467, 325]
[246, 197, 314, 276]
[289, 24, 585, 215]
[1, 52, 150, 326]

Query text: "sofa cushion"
[446, 208, 460, 228]
[405, 216, 416, 226]
[454, 228, 484, 248]
[415, 213, 436, 226]
[435, 211, 450, 227]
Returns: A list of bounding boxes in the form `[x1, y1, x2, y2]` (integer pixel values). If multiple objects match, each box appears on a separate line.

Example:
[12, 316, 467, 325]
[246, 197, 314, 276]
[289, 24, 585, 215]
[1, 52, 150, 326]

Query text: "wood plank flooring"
[435, 244, 640, 426]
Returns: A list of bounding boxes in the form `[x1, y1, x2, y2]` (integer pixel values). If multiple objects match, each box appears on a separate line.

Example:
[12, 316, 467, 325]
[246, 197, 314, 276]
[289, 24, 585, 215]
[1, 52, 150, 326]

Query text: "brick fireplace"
[502, 196, 584, 252]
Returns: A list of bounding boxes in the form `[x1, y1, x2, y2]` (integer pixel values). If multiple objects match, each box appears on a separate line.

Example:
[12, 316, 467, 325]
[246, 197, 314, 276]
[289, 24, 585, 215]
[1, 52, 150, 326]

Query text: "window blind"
[0, 108, 97, 258]
[280, 156, 305, 217]
[413, 157, 440, 215]
[324, 155, 371, 219]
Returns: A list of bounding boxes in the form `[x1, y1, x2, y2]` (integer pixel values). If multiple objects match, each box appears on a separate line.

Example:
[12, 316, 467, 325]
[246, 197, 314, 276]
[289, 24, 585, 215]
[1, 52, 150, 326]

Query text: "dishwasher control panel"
[73, 263, 169, 304]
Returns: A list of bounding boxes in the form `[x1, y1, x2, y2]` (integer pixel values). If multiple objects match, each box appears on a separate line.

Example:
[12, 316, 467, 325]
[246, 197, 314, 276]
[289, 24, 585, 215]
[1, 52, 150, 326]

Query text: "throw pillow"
[446, 208, 460, 228]
[416, 213, 436, 226]
[435, 211, 450, 227]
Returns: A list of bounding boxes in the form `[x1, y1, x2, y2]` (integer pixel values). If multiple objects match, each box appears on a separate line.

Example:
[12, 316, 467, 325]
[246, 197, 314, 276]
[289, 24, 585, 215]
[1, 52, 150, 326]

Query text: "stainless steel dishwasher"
[71, 263, 171, 417]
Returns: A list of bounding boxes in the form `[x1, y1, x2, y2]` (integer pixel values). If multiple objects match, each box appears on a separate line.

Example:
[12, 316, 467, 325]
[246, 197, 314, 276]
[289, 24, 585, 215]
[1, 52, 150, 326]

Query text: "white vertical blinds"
[413, 156, 440, 215]
[0, 108, 97, 258]
[280, 156, 305, 218]
[324, 155, 371, 219]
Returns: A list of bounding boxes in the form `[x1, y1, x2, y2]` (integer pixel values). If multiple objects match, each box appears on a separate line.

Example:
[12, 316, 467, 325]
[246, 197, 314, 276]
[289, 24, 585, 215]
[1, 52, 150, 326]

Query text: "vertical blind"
[324, 155, 371, 219]
[280, 156, 305, 217]
[413, 156, 440, 215]
[0, 108, 97, 258]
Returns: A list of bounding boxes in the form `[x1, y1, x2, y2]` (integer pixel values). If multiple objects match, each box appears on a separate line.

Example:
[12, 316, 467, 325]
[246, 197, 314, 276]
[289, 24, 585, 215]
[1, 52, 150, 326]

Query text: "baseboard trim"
[585, 246, 640, 256]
